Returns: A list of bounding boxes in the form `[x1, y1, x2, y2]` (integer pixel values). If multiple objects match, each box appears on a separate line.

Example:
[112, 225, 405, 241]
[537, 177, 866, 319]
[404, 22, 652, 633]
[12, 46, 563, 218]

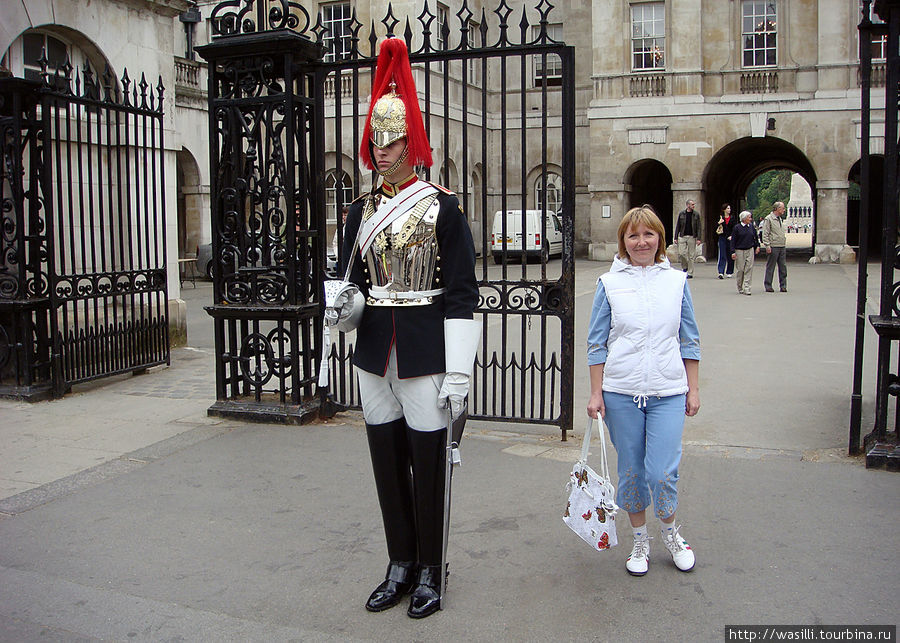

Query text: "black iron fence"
[0, 60, 168, 399]
[851, 0, 900, 469]
[197, 30, 325, 423]
[203, 0, 576, 437]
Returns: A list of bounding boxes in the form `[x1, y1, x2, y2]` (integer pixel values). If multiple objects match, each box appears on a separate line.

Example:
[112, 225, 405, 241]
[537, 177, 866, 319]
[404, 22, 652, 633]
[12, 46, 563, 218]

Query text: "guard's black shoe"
[366, 561, 415, 612]
[407, 565, 444, 619]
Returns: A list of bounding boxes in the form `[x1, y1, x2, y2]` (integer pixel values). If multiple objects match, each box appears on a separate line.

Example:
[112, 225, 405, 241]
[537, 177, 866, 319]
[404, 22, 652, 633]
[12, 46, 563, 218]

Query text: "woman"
[586, 205, 701, 576]
[716, 203, 735, 278]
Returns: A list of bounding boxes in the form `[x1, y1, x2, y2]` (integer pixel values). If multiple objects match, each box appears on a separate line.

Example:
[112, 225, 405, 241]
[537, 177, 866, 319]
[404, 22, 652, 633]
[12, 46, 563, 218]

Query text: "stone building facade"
[1, 0, 878, 340]
[586, 0, 876, 262]
[2, 0, 207, 340]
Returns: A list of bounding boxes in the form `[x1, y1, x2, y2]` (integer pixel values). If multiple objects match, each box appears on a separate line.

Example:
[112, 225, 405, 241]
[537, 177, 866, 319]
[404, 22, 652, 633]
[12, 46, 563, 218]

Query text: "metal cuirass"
[362, 191, 443, 306]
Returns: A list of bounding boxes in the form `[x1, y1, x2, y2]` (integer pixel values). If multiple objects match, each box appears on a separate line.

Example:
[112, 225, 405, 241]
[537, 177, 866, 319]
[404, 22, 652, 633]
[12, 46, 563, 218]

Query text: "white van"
[491, 209, 563, 263]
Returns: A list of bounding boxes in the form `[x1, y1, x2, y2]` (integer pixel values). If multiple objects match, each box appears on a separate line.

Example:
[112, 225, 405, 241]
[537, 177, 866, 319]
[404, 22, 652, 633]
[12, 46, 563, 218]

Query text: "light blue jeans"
[602, 391, 685, 520]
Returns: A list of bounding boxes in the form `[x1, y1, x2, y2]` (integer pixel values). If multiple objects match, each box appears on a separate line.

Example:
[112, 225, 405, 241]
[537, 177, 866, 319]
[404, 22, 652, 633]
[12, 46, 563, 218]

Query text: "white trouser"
[356, 345, 446, 431]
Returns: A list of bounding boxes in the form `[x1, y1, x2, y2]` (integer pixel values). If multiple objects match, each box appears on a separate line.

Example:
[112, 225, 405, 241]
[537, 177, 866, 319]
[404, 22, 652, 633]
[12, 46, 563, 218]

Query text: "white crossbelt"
[357, 180, 439, 257]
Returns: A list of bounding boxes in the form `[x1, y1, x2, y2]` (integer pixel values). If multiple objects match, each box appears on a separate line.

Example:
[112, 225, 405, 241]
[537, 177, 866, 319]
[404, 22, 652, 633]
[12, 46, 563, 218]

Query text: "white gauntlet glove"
[438, 371, 470, 419]
[440, 318, 481, 421]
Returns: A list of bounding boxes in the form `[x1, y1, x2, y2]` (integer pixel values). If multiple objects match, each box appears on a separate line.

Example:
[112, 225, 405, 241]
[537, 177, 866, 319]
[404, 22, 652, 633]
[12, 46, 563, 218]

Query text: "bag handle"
[579, 416, 611, 480]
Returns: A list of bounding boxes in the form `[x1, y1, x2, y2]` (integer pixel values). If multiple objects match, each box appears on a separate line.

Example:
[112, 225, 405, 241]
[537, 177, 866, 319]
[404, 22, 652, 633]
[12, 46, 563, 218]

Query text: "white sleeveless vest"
[599, 256, 689, 398]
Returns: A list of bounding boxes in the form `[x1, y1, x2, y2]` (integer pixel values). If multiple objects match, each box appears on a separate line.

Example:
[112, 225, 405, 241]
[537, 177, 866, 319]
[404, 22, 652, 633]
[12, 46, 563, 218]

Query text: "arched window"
[2, 30, 105, 94]
[325, 170, 353, 223]
[535, 172, 562, 213]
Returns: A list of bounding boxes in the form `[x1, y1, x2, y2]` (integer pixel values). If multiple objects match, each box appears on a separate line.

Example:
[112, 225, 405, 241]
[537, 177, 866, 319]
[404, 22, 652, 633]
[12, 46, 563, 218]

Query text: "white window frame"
[321, 2, 352, 63]
[631, 2, 665, 71]
[325, 170, 353, 224]
[3, 30, 100, 93]
[535, 172, 562, 214]
[741, 1, 777, 68]
[467, 21, 481, 86]
[532, 23, 563, 87]
[861, 0, 887, 62]
[434, 2, 448, 73]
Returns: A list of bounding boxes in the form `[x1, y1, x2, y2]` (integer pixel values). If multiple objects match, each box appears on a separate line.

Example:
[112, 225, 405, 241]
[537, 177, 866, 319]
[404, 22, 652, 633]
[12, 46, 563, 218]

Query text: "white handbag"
[563, 417, 619, 551]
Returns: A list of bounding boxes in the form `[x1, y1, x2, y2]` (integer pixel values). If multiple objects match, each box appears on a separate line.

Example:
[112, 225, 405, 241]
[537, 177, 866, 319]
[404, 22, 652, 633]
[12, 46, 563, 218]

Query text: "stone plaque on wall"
[627, 128, 667, 145]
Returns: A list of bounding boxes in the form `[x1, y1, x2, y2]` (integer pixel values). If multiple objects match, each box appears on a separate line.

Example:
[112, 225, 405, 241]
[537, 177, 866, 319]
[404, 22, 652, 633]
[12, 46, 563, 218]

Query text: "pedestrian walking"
[716, 203, 735, 279]
[586, 205, 701, 577]
[763, 201, 788, 292]
[340, 37, 480, 619]
[674, 199, 701, 278]
[730, 210, 760, 296]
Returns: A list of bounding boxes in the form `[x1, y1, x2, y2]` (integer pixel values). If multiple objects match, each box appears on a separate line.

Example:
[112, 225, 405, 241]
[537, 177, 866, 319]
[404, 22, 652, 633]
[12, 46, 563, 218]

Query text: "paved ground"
[0, 256, 897, 642]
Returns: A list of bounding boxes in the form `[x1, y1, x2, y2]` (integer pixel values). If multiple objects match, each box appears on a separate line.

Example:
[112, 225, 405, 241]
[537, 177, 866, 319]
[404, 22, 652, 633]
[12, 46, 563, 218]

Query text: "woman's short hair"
[739, 210, 752, 222]
[617, 205, 667, 264]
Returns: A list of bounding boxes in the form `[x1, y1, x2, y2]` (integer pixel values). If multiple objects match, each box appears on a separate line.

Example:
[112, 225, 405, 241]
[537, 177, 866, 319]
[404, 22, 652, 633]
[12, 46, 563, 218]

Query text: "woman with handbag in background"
[716, 203, 735, 279]
[586, 205, 701, 576]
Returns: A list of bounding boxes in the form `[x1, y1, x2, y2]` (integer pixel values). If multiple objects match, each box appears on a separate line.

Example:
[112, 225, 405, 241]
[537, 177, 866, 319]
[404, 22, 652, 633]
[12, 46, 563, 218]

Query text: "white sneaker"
[625, 535, 650, 576]
[661, 526, 695, 572]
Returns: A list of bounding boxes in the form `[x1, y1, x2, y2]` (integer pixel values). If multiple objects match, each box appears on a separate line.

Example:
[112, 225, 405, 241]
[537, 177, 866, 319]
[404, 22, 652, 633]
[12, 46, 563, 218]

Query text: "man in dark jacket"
[730, 210, 760, 295]
[674, 199, 701, 278]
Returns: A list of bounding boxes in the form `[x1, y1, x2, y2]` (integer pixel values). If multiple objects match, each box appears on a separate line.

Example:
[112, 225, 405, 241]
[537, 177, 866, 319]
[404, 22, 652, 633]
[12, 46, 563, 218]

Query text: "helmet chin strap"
[375, 143, 410, 178]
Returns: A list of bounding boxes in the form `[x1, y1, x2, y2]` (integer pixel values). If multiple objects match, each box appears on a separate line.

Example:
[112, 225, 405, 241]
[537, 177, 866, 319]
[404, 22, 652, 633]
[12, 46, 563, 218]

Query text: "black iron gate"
[851, 0, 900, 468]
[0, 62, 169, 400]
[204, 0, 575, 437]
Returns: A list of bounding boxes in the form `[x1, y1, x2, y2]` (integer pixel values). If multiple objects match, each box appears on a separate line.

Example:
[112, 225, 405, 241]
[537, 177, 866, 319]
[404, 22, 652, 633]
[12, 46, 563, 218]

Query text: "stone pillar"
[183, 184, 211, 251]
[814, 180, 852, 263]
[588, 188, 627, 260]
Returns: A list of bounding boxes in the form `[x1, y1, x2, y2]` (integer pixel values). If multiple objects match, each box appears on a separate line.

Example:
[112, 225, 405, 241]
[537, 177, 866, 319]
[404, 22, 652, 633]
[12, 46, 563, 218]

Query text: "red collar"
[380, 173, 418, 197]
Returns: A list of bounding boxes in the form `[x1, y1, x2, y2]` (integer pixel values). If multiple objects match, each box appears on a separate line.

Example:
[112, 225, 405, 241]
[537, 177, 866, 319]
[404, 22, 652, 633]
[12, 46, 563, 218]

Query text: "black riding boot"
[406, 426, 448, 619]
[364, 419, 417, 612]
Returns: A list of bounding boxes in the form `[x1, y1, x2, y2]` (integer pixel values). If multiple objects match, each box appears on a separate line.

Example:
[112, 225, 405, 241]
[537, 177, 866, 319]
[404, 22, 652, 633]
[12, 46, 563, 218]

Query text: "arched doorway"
[703, 137, 817, 257]
[848, 156, 885, 256]
[439, 159, 459, 194]
[176, 148, 203, 258]
[625, 159, 673, 243]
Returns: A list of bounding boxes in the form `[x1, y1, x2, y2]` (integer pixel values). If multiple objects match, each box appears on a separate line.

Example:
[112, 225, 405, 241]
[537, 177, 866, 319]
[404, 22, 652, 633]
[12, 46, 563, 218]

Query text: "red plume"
[360, 37, 432, 170]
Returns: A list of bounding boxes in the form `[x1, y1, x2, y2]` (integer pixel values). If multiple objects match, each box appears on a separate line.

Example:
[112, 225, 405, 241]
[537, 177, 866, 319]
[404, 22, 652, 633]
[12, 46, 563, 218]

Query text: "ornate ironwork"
[0, 57, 169, 399]
[852, 0, 900, 468]
[208, 0, 567, 55]
[197, 29, 324, 423]
[205, 0, 575, 436]
[210, 0, 313, 36]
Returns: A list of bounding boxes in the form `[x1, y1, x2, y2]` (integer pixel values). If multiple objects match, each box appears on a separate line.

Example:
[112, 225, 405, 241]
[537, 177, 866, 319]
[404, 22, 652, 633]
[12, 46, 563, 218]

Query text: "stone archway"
[703, 137, 817, 257]
[176, 148, 204, 259]
[625, 159, 674, 244]
[439, 159, 459, 193]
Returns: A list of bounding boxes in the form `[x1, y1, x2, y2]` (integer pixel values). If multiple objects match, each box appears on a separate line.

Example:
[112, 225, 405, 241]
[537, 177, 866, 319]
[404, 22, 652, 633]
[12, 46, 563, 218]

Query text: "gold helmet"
[369, 86, 407, 149]
[360, 38, 432, 169]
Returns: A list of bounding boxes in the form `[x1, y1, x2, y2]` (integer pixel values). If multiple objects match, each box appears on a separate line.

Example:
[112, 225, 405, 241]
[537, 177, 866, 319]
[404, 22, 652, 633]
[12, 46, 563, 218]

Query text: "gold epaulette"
[351, 192, 371, 204]
[425, 181, 454, 196]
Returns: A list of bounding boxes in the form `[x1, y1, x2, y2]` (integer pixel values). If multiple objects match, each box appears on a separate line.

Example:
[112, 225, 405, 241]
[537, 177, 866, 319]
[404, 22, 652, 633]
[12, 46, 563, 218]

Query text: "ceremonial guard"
[339, 37, 480, 619]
